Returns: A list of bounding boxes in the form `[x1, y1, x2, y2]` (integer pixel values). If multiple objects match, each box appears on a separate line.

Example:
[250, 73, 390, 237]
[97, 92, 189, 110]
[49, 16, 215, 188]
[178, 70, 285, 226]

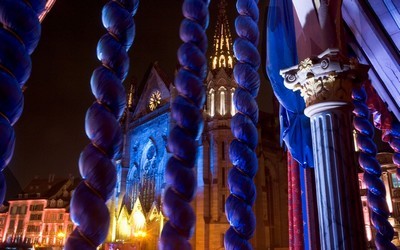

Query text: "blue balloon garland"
[225, 0, 260, 249]
[159, 0, 209, 249]
[65, 1, 139, 249]
[352, 86, 396, 250]
[0, 0, 46, 204]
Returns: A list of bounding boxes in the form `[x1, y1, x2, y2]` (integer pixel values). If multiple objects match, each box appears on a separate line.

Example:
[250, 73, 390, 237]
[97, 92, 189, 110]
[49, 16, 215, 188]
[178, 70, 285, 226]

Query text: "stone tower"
[192, 1, 288, 249]
[193, 1, 236, 249]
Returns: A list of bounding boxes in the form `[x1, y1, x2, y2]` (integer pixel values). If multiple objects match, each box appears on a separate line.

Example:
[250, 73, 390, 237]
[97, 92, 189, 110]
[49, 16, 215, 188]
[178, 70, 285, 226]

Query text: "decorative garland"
[65, 0, 139, 248]
[225, 0, 260, 249]
[159, 0, 209, 249]
[352, 85, 396, 249]
[0, 0, 46, 203]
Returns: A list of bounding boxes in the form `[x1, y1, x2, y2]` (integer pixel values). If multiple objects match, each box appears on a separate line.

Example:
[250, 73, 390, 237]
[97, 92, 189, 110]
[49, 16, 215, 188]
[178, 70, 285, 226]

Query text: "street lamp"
[133, 230, 146, 249]
[57, 231, 65, 246]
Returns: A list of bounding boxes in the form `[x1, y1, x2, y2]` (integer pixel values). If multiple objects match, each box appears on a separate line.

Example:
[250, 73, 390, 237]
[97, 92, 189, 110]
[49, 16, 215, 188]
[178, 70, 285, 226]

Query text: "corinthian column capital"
[280, 48, 369, 107]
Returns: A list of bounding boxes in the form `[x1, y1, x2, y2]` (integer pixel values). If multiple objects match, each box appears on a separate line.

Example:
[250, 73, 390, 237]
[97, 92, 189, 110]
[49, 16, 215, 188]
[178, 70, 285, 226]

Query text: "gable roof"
[132, 62, 172, 119]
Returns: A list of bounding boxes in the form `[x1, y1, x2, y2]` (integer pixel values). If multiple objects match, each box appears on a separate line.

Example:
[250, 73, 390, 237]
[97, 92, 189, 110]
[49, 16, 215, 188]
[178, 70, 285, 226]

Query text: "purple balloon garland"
[64, 1, 139, 249]
[159, 0, 209, 249]
[225, 0, 260, 249]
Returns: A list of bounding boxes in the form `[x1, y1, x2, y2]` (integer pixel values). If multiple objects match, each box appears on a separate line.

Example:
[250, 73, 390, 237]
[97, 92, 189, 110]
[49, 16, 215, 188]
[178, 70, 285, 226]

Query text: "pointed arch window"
[228, 56, 233, 68]
[209, 89, 215, 117]
[212, 57, 218, 69]
[219, 55, 226, 68]
[219, 87, 227, 115]
[230, 88, 236, 116]
[127, 163, 140, 208]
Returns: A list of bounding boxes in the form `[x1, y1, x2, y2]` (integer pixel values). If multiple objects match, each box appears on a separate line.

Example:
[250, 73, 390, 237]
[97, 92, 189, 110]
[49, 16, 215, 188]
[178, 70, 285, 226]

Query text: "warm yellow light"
[133, 211, 146, 230]
[133, 230, 147, 238]
[119, 218, 131, 238]
[57, 231, 65, 238]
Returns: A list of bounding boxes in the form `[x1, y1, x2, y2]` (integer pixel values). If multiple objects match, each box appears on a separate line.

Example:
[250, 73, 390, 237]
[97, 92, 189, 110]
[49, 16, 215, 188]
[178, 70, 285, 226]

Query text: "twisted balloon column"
[0, 0, 46, 204]
[364, 83, 400, 197]
[159, 0, 209, 249]
[225, 0, 260, 249]
[65, 0, 139, 249]
[353, 86, 395, 249]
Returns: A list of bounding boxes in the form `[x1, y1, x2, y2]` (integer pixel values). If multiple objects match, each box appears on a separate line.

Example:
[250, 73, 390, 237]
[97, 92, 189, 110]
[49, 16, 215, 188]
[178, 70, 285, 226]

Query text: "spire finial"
[210, 0, 234, 70]
[218, 0, 227, 15]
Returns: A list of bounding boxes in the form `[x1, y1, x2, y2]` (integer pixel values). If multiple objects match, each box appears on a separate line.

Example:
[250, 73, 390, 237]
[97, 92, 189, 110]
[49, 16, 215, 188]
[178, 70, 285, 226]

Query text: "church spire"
[210, 0, 234, 70]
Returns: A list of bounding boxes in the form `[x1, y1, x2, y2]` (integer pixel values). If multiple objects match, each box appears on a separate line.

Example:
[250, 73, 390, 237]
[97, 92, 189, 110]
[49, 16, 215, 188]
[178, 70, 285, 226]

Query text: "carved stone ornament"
[280, 48, 369, 107]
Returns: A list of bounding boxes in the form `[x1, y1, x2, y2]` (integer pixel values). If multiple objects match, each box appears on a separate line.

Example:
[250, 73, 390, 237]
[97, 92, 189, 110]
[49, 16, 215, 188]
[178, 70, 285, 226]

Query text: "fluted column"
[281, 48, 369, 249]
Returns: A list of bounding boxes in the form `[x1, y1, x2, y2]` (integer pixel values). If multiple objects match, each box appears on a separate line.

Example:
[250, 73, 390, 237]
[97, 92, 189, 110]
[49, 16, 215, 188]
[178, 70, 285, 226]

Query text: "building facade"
[106, 1, 289, 249]
[0, 176, 77, 248]
[359, 152, 400, 248]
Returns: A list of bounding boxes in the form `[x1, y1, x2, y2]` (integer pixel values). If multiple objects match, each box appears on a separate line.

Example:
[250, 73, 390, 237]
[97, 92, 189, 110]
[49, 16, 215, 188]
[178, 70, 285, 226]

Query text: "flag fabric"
[266, 0, 313, 168]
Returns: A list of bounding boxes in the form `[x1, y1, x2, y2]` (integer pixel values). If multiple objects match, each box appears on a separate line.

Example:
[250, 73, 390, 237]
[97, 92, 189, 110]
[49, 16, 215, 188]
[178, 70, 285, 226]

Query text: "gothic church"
[106, 1, 289, 249]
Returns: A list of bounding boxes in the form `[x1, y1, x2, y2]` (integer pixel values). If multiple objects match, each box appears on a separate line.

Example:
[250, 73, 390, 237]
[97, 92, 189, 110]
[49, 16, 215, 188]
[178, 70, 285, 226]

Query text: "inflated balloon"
[159, 0, 209, 249]
[353, 86, 396, 249]
[64, 1, 139, 249]
[365, 82, 400, 249]
[225, 0, 260, 249]
[0, 0, 46, 204]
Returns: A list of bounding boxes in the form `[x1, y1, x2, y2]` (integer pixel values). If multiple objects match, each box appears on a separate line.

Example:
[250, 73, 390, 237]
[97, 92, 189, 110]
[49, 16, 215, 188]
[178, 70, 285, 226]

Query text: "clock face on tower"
[149, 90, 162, 111]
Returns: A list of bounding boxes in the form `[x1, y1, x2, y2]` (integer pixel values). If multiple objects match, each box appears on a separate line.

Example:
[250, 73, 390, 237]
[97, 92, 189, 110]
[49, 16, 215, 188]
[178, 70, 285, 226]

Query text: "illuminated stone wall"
[126, 111, 169, 213]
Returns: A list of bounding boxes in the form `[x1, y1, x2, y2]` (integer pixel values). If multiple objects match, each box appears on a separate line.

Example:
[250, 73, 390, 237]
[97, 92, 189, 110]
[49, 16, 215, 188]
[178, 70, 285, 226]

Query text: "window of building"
[209, 89, 215, 117]
[67, 224, 73, 233]
[219, 55, 226, 68]
[50, 200, 56, 207]
[10, 206, 16, 215]
[230, 88, 235, 116]
[59, 213, 63, 220]
[30, 204, 44, 211]
[30, 214, 42, 221]
[17, 220, 23, 232]
[220, 89, 226, 115]
[57, 199, 63, 207]
[212, 57, 218, 69]
[27, 225, 41, 233]
[391, 173, 400, 188]
[8, 220, 14, 229]
[228, 56, 233, 68]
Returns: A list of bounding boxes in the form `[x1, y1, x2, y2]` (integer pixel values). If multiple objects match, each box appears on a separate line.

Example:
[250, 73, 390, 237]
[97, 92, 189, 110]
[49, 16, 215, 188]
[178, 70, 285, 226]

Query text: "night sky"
[7, 0, 272, 189]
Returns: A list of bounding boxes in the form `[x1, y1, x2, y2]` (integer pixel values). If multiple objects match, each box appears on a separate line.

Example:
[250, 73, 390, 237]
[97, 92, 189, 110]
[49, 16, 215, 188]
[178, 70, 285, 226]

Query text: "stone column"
[281, 48, 369, 249]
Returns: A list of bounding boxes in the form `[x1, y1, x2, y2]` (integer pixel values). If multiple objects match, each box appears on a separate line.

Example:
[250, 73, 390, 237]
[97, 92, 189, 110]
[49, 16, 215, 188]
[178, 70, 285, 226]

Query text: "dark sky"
[7, 0, 272, 189]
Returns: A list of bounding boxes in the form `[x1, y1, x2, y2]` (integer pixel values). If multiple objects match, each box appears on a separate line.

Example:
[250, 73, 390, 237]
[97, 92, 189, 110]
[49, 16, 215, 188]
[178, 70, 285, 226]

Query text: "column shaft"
[309, 104, 366, 249]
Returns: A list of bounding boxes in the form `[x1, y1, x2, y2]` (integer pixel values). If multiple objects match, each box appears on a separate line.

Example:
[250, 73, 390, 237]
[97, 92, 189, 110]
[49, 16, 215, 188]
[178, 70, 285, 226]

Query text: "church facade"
[105, 1, 289, 249]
